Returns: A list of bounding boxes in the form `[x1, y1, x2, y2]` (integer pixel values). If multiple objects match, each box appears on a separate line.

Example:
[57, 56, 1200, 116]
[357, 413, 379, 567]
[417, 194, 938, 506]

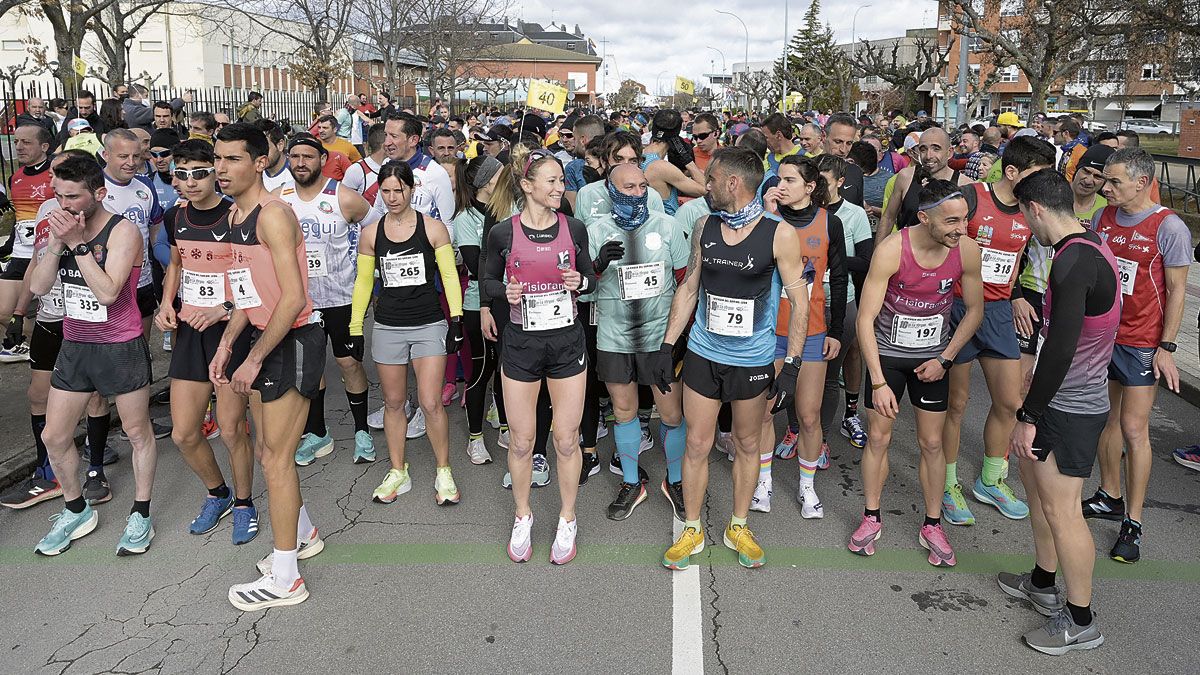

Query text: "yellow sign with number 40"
[526, 80, 567, 115]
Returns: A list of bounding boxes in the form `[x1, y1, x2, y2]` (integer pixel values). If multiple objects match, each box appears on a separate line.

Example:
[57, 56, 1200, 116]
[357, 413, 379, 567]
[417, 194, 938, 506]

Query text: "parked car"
[1120, 119, 1174, 134]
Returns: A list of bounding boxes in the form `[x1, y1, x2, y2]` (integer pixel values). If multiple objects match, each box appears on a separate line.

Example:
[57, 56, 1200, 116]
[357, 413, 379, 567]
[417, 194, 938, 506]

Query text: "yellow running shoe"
[663, 526, 705, 570]
[434, 466, 460, 506]
[723, 523, 766, 568]
[372, 465, 411, 504]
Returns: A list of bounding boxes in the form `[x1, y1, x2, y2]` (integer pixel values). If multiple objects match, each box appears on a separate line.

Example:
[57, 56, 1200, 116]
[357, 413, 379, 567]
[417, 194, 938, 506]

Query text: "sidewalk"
[1173, 263, 1200, 414]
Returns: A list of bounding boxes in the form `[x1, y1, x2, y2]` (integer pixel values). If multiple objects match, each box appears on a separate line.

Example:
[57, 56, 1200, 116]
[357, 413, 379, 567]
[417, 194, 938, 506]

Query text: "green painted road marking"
[2, 543, 1196, 583]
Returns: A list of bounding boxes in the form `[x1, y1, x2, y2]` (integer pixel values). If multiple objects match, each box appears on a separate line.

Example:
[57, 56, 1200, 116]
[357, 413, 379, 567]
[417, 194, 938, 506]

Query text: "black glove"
[346, 334, 365, 362]
[666, 136, 695, 173]
[445, 318, 464, 354]
[769, 360, 801, 414]
[592, 240, 625, 275]
[647, 341, 676, 395]
[4, 314, 23, 349]
[0, 194, 12, 214]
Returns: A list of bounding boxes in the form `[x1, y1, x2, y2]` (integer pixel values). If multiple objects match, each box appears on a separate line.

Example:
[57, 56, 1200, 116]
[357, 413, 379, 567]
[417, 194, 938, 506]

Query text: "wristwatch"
[1015, 407, 1041, 425]
[936, 355, 952, 369]
[783, 355, 799, 367]
[71, 243, 90, 257]
[221, 301, 234, 315]
[1159, 341, 1177, 353]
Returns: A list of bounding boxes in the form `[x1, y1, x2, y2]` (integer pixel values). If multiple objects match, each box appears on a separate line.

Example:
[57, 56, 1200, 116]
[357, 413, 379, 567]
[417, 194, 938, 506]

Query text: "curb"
[1169, 368, 1200, 411]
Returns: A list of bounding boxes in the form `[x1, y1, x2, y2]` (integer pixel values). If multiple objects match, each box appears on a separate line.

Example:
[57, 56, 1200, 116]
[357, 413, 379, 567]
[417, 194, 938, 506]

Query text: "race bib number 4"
[181, 270, 225, 307]
[382, 253, 424, 287]
[306, 247, 328, 278]
[227, 268, 262, 309]
[981, 247, 1018, 286]
[1115, 257, 1137, 296]
[618, 262, 664, 300]
[706, 294, 753, 337]
[891, 313, 942, 349]
[63, 285, 107, 322]
[521, 289, 573, 331]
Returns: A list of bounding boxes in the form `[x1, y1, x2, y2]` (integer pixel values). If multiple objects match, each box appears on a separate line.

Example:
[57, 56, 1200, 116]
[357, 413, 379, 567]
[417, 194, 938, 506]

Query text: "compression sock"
[614, 419, 641, 484]
[208, 483, 231, 500]
[347, 389, 369, 433]
[131, 500, 151, 518]
[1031, 565, 1056, 589]
[797, 456, 818, 489]
[1067, 602, 1093, 626]
[945, 462, 959, 490]
[982, 456, 1005, 486]
[662, 420, 686, 483]
[844, 391, 860, 419]
[305, 388, 327, 438]
[87, 414, 110, 470]
[31, 414, 52, 480]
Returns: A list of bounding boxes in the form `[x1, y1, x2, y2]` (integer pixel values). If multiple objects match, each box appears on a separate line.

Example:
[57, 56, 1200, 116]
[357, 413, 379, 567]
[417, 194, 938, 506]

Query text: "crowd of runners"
[0, 88, 1197, 656]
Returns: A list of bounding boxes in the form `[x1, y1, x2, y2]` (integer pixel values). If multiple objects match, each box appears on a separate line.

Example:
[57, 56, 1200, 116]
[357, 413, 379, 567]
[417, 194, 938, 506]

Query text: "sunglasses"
[692, 131, 714, 141]
[522, 149, 558, 177]
[150, 149, 172, 159]
[173, 167, 216, 181]
[559, 131, 574, 138]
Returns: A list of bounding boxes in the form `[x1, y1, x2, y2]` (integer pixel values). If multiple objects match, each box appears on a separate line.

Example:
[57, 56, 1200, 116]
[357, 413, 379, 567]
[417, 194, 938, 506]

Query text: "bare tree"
[399, 0, 512, 114]
[943, 0, 1127, 111]
[86, 0, 174, 88]
[24, 0, 121, 91]
[733, 70, 778, 112]
[849, 35, 950, 116]
[351, 0, 418, 98]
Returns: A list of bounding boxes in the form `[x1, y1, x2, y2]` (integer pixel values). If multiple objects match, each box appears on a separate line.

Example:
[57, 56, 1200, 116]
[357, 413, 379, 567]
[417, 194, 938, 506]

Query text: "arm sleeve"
[568, 218, 598, 295]
[349, 254, 376, 337]
[460, 245, 481, 279]
[1022, 246, 1094, 418]
[826, 215, 848, 342]
[152, 221, 171, 267]
[435, 244, 462, 318]
[480, 222, 511, 303]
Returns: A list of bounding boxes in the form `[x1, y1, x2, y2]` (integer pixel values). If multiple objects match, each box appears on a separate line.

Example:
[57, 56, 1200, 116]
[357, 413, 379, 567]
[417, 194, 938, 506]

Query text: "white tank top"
[278, 178, 358, 308]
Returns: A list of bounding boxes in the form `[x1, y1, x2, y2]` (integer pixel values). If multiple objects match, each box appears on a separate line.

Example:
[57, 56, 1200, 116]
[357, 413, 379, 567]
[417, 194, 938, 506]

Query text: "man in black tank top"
[877, 127, 971, 245]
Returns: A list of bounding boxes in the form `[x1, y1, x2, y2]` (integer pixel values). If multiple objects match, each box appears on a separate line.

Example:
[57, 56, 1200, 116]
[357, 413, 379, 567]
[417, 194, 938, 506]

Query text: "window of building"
[1074, 66, 1094, 84]
[566, 42, 575, 49]
[1000, 0, 1023, 16]
[969, 34, 983, 52]
[864, 75, 880, 85]
[1106, 64, 1123, 81]
[969, 63, 981, 79]
[1000, 65, 1019, 83]
[1141, 63, 1160, 80]
[139, 40, 163, 53]
[1, 40, 23, 51]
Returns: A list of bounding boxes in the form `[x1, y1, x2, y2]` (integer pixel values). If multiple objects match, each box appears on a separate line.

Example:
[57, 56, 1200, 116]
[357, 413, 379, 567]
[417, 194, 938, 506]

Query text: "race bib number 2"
[706, 294, 753, 337]
[522, 289, 573, 331]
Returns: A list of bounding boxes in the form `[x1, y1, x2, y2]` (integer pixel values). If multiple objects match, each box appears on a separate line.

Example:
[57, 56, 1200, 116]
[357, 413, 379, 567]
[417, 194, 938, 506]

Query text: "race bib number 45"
[618, 262, 664, 301]
[706, 294, 753, 337]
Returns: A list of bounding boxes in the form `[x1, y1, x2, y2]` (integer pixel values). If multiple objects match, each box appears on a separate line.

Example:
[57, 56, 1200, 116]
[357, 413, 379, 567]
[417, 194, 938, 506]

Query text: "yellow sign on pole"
[73, 56, 87, 77]
[526, 79, 567, 115]
[675, 76, 695, 95]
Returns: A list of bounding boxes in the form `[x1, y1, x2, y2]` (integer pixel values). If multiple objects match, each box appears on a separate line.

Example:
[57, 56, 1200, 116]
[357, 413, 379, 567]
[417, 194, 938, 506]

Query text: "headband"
[287, 135, 327, 156]
[472, 155, 502, 189]
[918, 191, 963, 212]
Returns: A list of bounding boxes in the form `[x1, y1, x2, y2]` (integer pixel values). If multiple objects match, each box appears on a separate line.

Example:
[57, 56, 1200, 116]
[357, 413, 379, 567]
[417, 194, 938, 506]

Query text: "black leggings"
[580, 302, 600, 449]
[464, 309, 505, 436]
[491, 305, 553, 457]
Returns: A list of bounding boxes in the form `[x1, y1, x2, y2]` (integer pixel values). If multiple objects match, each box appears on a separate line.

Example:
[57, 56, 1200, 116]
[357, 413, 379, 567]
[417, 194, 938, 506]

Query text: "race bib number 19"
[706, 294, 753, 337]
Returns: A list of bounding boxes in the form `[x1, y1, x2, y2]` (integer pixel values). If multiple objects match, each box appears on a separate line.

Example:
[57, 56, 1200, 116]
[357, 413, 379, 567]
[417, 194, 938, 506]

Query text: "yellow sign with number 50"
[526, 80, 567, 115]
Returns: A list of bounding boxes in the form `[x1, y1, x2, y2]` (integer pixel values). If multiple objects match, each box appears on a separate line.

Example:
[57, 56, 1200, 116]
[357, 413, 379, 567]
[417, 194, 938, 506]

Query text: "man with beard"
[875, 127, 972, 245]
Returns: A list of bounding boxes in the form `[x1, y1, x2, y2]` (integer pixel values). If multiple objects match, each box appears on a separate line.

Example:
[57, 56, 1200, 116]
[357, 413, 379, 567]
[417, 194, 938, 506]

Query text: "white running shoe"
[256, 527, 325, 575]
[798, 483, 824, 519]
[406, 407, 426, 439]
[716, 432, 734, 461]
[228, 573, 308, 611]
[498, 429, 510, 449]
[367, 406, 385, 430]
[751, 476, 773, 513]
[507, 514, 533, 562]
[466, 436, 492, 465]
[550, 516, 578, 565]
[639, 429, 654, 454]
[596, 422, 609, 440]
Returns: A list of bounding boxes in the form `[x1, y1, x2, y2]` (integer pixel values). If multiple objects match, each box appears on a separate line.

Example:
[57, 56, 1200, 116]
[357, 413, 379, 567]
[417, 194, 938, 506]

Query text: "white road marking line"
[671, 517, 703, 674]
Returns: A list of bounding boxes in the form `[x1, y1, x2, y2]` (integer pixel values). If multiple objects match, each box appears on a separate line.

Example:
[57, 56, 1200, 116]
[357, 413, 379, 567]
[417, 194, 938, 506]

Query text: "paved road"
[1, 354, 1198, 674]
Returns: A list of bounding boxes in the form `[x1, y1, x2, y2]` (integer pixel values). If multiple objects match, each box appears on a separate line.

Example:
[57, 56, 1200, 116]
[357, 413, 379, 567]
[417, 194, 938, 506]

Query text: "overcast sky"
[510, 0, 941, 95]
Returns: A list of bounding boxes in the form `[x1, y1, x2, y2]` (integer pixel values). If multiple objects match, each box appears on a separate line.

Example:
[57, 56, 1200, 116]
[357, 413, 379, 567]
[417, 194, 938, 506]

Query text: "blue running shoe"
[973, 476, 1030, 520]
[231, 506, 259, 545]
[353, 430, 376, 464]
[942, 483, 976, 525]
[117, 513, 155, 556]
[816, 442, 830, 470]
[1173, 445, 1200, 473]
[36, 505, 98, 556]
[774, 428, 798, 460]
[189, 494, 233, 535]
[840, 414, 867, 449]
[294, 433, 334, 466]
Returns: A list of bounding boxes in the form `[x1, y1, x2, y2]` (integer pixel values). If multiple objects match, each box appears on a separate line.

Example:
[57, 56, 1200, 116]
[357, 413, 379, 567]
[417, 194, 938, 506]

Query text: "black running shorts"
[51, 336, 152, 396]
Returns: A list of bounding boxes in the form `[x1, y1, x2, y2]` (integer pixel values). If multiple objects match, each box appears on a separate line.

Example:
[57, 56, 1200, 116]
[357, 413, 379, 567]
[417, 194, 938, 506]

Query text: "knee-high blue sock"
[614, 418, 641, 484]
[662, 420, 687, 483]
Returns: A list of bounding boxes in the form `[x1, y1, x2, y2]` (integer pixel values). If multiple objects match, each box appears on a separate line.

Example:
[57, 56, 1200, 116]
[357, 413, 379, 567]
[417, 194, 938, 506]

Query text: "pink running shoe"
[848, 515, 882, 556]
[550, 517, 577, 565]
[774, 428, 799, 460]
[919, 523, 957, 567]
[816, 442, 830, 470]
[508, 514, 533, 563]
[441, 382, 457, 407]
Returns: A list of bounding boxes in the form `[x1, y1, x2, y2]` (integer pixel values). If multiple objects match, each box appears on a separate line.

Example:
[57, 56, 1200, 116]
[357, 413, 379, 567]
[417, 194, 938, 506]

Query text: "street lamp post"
[716, 10, 749, 110]
[706, 46, 726, 103]
[656, 69, 668, 98]
[846, 3, 873, 113]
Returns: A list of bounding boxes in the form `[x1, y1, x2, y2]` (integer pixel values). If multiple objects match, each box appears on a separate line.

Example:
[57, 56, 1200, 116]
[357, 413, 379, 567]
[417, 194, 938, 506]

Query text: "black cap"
[473, 124, 513, 144]
[1077, 144, 1115, 173]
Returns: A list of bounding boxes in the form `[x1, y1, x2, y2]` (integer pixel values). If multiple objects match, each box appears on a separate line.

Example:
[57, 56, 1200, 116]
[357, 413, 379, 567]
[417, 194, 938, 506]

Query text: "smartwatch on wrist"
[221, 301, 234, 315]
[936, 355, 952, 369]
[1015, 407, 1041, 425]
[1159, 341, 1177, 353]
[71, 243, 90, 257]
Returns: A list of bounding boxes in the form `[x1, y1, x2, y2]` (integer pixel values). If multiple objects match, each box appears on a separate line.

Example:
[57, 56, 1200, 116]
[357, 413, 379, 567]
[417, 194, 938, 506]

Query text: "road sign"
[526, 80, 567, 115]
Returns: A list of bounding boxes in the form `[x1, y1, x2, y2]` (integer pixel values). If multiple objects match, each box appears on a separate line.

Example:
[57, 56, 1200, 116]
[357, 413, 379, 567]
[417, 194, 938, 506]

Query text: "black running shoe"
[660, 479, 686, 522]
[80, 439, 120, 466]
[1110, 519, 1141, 563]
[579, 452, 601, 486]
[1081, 489, 1124, 521]
[83, 470, 112, 504]
[606, 481, 648, 521]
[0, 475, 62, 509]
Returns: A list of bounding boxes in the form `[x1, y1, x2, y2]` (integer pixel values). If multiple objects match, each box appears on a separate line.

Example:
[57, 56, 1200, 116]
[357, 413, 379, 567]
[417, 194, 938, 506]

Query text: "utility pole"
[781, 0, 788, 113]
[954, 11, 969, 126]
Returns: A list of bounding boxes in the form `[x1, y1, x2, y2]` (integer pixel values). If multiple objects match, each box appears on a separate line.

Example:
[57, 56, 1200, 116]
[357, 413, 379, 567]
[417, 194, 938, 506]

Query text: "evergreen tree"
[774, 0, 852, 112]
